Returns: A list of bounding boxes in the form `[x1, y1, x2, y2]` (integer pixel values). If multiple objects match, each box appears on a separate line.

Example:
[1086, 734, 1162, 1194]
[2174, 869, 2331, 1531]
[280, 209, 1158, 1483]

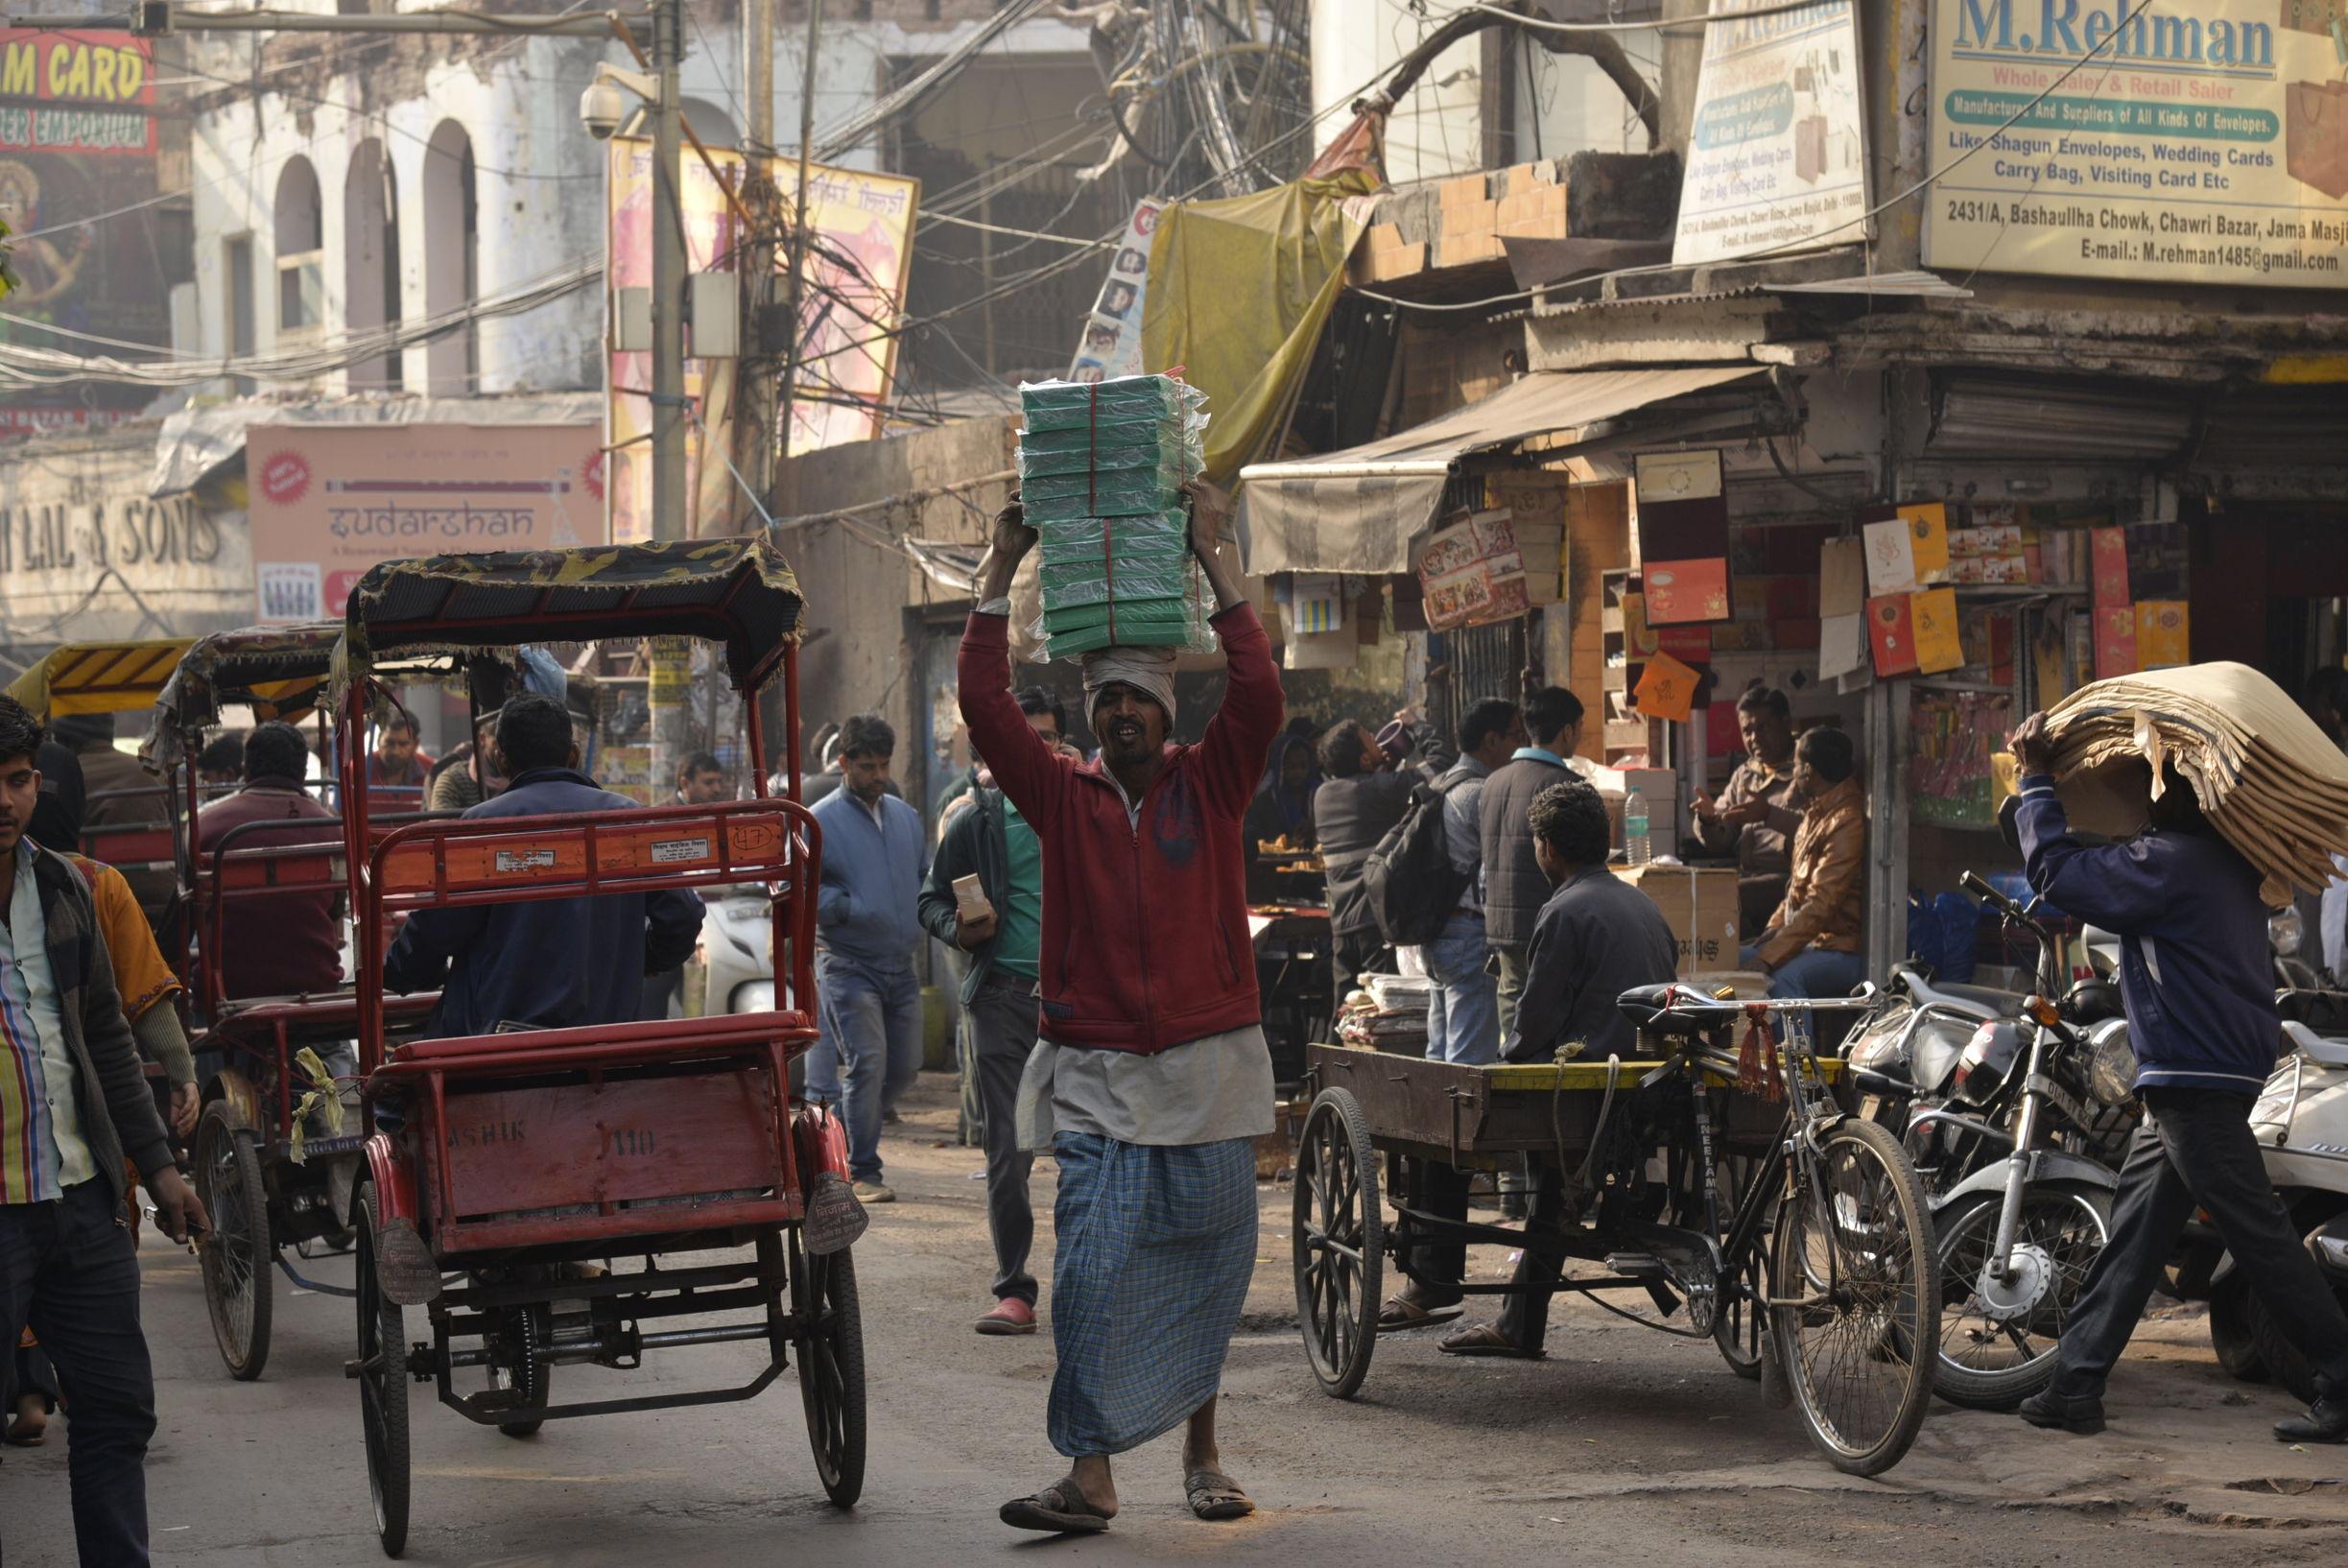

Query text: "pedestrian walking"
[920, 750, 1045, 1335]
[0, 694, 212, 1568]
[961, 485, 1280, 1534]
[2007, 712, 2348, 1441]
[806, 713, 926, 1203]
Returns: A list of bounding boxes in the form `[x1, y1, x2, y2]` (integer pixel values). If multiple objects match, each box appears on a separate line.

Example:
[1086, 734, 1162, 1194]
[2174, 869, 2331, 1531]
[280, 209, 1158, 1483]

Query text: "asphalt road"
[7, 1074, 2348, 1567]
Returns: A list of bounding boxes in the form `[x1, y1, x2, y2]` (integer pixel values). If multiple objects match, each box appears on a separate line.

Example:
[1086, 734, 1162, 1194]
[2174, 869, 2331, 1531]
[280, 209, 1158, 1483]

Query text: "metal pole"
[735, 0, 778, 517]
[652, 0, 686, 544]
[649, 0, 691, 792]
[776, 0, 820, 462]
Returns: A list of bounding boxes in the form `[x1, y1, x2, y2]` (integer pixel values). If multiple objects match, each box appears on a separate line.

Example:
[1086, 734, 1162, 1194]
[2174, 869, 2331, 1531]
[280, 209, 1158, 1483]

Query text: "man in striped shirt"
[0, 694, 209, 1567]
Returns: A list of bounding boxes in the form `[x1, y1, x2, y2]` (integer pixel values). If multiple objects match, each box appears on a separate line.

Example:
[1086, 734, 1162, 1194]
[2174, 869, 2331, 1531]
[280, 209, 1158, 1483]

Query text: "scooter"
[2191, 996, 2348, 1397]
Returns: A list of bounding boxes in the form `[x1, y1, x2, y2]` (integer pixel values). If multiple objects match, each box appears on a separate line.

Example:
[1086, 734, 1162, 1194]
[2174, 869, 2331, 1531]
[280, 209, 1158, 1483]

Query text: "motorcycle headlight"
[2085, 1017, 2136, 1107]
[2271, 905, 2305, 958]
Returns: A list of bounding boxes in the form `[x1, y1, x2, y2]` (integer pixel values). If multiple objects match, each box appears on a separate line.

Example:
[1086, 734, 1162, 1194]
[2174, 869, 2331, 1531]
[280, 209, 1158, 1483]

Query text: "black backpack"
[1360, 772, 1473, 947]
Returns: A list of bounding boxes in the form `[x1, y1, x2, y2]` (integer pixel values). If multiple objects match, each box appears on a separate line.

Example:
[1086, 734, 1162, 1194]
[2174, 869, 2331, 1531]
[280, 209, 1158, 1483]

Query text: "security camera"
[579, 64, 657, 141]
[581, 78, 629, 140]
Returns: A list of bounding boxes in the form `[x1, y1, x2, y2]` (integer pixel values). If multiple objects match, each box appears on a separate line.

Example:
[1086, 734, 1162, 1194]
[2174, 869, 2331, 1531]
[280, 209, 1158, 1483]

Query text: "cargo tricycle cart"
[1293, 983, 1940, 1476]
[335, 541, 856, 1556]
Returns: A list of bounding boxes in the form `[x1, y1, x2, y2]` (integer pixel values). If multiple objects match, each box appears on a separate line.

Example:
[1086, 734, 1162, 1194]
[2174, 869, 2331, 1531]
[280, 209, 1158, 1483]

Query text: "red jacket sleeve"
[1192, 603, 1284, 820]
[957, 611, 1067, 828]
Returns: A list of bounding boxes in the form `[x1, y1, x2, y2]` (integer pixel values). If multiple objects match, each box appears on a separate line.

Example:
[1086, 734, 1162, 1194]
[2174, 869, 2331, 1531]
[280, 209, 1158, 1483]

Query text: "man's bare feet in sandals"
[1001, 1466, 1117, 1533]
[1437, 1321, 1544, 1359]
[5, 1400, 46, 1446]
[1377, 1285, 1464, 1331]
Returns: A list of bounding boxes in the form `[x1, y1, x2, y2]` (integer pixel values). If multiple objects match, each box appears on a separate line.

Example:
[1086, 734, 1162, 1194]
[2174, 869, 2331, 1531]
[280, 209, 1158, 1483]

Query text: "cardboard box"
[1586, 764, 1680, 859]
[1615, 865, 1742, 977]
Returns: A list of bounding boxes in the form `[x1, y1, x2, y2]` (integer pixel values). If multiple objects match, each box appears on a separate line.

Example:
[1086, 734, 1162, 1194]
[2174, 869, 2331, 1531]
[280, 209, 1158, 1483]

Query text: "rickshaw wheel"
[355, 1186, 413, 1557]
[195, 1099, 273, 1381]
[1715, 1198, 1771, 1382]
[793, 1231, 866, 1508]
[1293, 1087, 1382, 1399]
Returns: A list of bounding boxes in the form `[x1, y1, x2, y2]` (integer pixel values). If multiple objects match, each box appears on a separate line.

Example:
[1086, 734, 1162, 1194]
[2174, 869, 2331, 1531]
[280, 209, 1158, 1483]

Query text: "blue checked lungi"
[1047, 1131, 1259, 1458]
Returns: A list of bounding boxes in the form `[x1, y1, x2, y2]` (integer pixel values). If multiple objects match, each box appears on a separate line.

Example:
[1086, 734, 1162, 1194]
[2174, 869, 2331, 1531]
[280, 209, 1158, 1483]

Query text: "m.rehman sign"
[1925, 0, 2347, 286]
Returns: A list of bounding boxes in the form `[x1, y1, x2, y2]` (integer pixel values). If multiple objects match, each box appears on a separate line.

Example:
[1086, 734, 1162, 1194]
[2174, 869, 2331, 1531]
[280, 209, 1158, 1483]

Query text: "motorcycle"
[1845, 872, 2132, 1408]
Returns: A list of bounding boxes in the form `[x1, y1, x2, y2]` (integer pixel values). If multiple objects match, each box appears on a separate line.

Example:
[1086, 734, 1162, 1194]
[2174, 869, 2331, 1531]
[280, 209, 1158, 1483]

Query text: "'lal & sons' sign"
[1924, 0, 2348, 286]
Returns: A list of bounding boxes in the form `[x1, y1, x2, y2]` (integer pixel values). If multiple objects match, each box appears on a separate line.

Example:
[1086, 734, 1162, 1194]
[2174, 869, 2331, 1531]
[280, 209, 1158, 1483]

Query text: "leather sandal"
[1185, 1468, 1255, 1521]
[1000, 1475, 1113, 1533]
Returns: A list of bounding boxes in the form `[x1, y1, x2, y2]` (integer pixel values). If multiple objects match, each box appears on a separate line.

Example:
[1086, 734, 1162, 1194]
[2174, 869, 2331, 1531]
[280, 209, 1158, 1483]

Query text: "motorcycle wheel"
[1930, 1184, 2108, 1411]
[2207, 1272, 2269, 1384]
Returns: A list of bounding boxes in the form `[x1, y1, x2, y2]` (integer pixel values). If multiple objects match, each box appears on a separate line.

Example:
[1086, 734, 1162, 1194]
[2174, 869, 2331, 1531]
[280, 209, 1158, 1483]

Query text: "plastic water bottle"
[1625, 786, 1650, 867]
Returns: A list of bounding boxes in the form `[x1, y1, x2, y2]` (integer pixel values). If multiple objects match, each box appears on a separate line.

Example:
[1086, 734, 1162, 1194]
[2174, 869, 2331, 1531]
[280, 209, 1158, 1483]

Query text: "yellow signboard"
[1924, 0, 2348, 287]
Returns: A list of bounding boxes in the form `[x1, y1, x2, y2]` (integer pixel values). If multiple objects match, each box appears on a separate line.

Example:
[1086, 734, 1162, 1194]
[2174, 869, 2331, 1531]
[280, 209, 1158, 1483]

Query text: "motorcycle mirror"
[1997, 792, 2023, 852]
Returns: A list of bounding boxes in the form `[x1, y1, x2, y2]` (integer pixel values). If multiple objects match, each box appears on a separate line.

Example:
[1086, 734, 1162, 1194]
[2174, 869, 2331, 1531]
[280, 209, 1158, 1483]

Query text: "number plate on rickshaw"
[439, 1070, 784, 1223]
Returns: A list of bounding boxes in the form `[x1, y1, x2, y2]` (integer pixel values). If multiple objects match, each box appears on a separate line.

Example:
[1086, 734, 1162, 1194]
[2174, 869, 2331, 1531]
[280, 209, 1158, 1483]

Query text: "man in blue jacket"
[384, 694, 703, 1039]
[807, 712, 927, 1204]
[2008, 712, 2348, 1442]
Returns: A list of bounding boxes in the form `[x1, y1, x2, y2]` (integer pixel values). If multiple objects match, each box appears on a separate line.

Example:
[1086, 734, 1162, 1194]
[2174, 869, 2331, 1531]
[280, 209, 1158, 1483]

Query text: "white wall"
[183, 12, 1085, 401]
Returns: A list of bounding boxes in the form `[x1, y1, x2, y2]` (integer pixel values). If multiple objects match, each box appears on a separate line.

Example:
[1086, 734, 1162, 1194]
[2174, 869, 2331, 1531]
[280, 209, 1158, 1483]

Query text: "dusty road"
[7, 1073, 2347, 1567]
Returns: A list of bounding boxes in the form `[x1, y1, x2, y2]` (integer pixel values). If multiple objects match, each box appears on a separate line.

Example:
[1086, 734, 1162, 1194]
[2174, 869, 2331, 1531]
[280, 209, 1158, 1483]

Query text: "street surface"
[8, 1073, 2348, 1567]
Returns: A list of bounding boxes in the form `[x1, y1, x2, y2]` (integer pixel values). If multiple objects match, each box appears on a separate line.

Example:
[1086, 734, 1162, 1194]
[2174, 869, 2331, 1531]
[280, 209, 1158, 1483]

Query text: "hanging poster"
[1925, 0, 2348, 287]
[606, 141, 918, 543]
[1673, 0, 1869, 264]
[1068, 196, 1164, 383]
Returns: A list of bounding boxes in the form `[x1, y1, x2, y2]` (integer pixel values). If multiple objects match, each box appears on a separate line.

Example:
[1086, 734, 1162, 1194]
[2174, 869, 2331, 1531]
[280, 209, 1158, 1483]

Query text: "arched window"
[679, 97, 738, 150]
[273, 155, 323, 338]
[344, 138, 401, 389]
[422, 119, 479, 392]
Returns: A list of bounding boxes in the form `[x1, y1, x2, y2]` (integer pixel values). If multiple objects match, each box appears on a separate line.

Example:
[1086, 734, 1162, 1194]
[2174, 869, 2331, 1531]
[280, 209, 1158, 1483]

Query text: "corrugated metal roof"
[1767, 271, 1973, 298]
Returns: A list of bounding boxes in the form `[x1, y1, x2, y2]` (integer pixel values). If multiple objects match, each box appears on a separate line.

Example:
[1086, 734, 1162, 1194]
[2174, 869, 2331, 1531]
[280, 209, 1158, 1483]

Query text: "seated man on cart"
[196, 721, 345, 1004]
[1413, 779, 1680, 1358]
[384, 695, 704, 1037]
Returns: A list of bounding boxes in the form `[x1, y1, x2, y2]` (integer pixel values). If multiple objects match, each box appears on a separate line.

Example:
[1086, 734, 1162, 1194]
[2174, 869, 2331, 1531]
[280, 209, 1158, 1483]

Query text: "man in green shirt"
[920, 747, 1048, 1335]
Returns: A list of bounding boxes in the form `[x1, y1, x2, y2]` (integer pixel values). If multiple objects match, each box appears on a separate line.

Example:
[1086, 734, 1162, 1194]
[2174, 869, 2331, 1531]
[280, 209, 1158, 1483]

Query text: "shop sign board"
[1672, 0, 1869, 265]
[0, 436, 248, 646]
[0, 30, 155, 157]
[246, 423, 605, 624]
[1925, 0, 2348, 286]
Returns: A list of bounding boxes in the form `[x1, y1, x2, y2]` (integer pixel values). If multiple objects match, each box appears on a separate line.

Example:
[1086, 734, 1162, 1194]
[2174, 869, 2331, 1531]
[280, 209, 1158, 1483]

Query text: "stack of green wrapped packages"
[1017, 374, 1212, 659]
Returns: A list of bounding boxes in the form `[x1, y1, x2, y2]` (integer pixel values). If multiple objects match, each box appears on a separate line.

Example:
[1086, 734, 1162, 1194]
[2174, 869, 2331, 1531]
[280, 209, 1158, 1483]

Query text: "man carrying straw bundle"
[2007, 704, 2348, 1443]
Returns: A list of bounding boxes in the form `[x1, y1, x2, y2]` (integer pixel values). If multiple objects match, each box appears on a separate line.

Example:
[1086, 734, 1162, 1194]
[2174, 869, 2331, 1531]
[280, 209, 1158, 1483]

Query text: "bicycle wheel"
[1769, 1118, 1937, 1475]
[195, 1101, 273, 1381]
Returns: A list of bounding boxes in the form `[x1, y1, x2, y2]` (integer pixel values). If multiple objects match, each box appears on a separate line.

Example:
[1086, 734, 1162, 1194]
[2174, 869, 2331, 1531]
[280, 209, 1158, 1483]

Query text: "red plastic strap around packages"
[1088, 380, 1116, 643]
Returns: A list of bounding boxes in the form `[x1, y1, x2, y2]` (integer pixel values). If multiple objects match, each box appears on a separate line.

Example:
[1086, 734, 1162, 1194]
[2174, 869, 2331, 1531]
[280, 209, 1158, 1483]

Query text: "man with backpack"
[1373, 697, 1525, 1333]
[1478, 687, 1587, 1037]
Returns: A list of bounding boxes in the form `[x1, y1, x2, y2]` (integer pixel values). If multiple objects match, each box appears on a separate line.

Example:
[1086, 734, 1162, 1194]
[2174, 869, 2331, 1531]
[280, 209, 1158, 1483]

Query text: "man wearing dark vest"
[1477, 686, 1586, 1037]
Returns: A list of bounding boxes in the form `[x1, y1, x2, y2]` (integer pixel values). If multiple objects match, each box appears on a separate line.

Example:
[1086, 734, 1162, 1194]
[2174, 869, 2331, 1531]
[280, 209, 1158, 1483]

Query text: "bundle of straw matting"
[2043, 660, 2348, 905]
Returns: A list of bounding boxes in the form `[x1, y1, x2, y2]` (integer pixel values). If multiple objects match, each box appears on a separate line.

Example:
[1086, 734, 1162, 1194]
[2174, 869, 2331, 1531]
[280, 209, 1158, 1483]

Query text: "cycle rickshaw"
[334, 539, 854, 1556]
[1293, 983, 1939, 1476]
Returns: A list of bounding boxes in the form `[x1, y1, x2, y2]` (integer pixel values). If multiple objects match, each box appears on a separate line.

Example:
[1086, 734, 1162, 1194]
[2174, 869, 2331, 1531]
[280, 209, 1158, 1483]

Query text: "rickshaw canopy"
[339, 539, 804, 695]
[140, 623, 345, 771]
[8, 638, 194, 718]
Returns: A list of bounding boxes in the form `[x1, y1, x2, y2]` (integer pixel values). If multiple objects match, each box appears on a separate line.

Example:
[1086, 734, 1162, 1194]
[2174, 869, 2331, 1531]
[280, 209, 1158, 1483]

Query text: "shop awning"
[1235, 365, 1766, 576]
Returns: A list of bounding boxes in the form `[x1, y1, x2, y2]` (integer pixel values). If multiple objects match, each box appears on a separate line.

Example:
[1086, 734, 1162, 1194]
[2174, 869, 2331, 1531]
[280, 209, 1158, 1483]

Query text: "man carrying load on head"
[960, 482, 1281, 1536]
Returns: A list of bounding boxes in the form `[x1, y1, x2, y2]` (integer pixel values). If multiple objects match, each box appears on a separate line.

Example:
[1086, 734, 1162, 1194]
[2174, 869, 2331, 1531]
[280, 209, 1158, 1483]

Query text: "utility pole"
[776, 0, 821, 462]
[735, 0, 777, 515]
[647, 0, 692, 792]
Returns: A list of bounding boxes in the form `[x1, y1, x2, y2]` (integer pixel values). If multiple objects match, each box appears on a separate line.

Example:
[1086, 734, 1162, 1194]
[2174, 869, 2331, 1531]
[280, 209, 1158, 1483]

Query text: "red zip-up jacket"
[958, 603, 1283, 1054]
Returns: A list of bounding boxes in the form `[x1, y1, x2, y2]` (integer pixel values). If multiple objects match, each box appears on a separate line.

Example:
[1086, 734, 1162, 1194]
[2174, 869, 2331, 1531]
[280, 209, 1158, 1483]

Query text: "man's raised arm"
[1187, 481, 1282, 817]
[959, 501, 1062, 822]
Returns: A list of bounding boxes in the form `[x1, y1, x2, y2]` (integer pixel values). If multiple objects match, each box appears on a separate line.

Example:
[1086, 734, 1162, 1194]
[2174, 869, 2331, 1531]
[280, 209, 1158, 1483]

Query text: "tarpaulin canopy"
[1234, 365, 1766, 577]
[7, 639, 194, 718]
[2044, 660, 2348, 905]
[1140, 168, 1377, 489]
[141, 624, 346, 771]
[342, 539, 804, 695]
